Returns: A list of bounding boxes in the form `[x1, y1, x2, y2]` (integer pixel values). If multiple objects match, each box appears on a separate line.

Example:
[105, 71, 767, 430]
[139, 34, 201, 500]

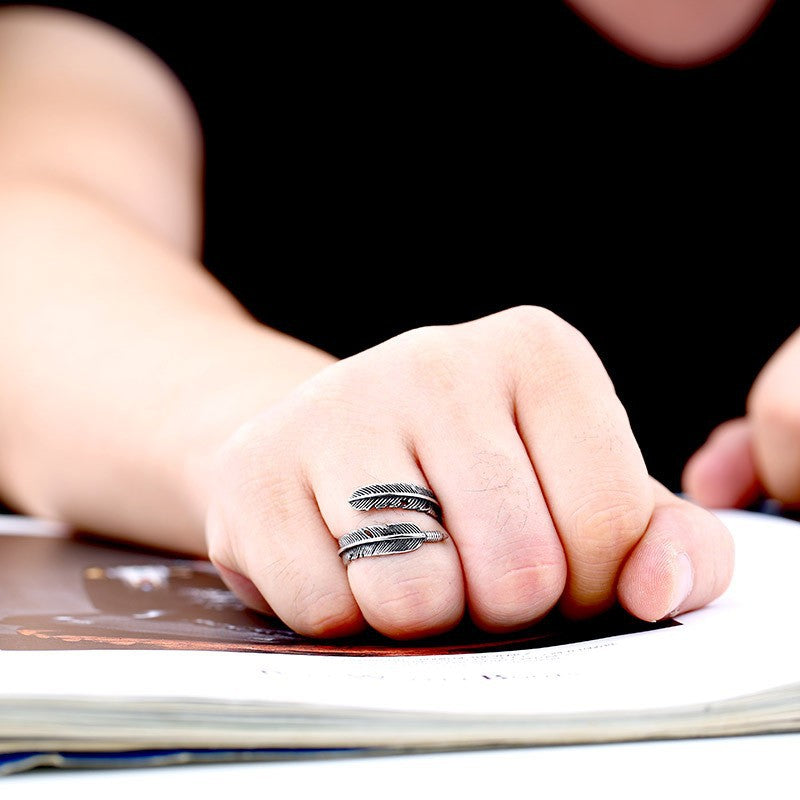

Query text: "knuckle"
[291, 364, 361, 426]
[569, 485, 653, 560]
[523, 305, 567, 329]
[494, 304, 559, 330]
[391, 325, 464, 394]
[499, 305, 581, 351]
[213, 419, 272, 494]
[389, 324, 447, 357]
[214, 424, 304, 521]
[494, 307, 605, 397]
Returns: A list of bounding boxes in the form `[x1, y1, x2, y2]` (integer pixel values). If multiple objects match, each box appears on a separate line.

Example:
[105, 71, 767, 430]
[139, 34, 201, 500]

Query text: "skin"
[0, 5, 784, 641]
[566, 0, 774, 67]
[684, 329, 800, 509]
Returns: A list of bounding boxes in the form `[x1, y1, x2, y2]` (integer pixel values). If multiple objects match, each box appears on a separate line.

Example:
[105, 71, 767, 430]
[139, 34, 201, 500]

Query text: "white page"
[1, 510, 798, 717]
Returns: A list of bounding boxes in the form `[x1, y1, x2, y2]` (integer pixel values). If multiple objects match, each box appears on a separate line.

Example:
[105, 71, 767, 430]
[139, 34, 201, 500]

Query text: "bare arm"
[0, 7, 735, 639]
[0, 7, 334, 553]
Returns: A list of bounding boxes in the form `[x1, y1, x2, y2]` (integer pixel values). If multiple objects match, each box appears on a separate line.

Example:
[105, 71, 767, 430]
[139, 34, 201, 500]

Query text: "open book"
[1, 509, 798, 775]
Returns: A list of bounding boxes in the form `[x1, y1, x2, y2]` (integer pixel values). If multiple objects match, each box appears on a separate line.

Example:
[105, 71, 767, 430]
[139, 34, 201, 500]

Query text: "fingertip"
[682, 419, 760, 509]
[749, 383, 800, 504]
[682, 445, 735, 508]
[617, 542, 693, 622]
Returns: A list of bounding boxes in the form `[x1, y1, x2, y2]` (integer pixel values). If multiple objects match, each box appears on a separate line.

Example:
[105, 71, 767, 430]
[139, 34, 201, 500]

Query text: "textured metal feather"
[348, 483, 442, 521]
[338, 523, 447, 564]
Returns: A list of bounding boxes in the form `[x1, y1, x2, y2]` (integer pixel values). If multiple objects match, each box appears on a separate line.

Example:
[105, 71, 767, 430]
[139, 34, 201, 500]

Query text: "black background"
[2, 1, 797, 493]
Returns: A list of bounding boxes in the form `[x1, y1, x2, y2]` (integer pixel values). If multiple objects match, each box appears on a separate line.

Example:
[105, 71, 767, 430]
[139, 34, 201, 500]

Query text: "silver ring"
[348, 482, 442, 522]
[338, 523, 448, 564]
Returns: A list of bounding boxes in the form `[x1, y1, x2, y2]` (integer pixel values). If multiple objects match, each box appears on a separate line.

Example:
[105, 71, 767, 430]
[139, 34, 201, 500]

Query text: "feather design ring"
[338, 523, 448, 564]
[348, 482, 442, 521]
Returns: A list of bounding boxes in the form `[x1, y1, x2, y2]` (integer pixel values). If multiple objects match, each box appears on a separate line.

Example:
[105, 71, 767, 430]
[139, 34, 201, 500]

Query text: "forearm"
[0, 6, 203, 256]
[0, 7, 334, 552]
[0, 177, 334, 553]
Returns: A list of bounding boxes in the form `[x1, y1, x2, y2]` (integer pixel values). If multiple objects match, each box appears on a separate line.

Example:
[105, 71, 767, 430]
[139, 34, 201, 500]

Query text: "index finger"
[512, 309, 653, 617]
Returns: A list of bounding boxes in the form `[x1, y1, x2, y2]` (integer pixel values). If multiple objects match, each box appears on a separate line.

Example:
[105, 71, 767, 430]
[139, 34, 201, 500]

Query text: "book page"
[0, 510, 797, 717]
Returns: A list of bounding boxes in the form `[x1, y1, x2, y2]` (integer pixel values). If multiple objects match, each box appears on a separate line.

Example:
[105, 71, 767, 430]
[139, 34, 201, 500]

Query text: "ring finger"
[307, 432, 465, 640]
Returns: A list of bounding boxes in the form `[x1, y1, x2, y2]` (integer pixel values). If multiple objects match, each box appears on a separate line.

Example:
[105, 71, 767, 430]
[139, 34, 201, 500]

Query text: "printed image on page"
[0, 511, 797, 723]
[0, 526, 675, 656]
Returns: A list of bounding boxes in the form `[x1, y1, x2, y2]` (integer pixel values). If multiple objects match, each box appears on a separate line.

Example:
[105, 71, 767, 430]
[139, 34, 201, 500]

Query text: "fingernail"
[667, 552, 694, 618]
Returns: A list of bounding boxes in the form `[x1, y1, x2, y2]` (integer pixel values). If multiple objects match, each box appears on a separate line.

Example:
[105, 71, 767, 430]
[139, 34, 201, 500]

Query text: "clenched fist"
[205, 308, 734, 639]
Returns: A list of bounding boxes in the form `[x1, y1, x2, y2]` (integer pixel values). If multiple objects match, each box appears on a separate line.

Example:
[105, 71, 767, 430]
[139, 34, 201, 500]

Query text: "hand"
[684, 327, 800, 509]
[205, 307, 734, 639]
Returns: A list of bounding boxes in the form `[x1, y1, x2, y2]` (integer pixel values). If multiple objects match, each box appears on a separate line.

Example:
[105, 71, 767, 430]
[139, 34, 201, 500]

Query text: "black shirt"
[3, 1, 797, 492]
